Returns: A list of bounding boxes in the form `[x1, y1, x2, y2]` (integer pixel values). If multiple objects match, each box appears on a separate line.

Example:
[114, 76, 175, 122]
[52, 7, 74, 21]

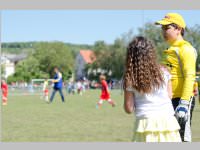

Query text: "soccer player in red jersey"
[1, 79, 8, 106]
[96, 75, 116, 108]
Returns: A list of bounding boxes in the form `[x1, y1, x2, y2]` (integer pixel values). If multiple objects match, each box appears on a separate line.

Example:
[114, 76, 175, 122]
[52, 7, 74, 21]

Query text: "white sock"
[45, 96, 48, 101]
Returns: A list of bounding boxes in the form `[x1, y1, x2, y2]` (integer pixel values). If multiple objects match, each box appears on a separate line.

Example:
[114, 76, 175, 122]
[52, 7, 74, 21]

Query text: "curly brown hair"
[123, 36, 164, 94]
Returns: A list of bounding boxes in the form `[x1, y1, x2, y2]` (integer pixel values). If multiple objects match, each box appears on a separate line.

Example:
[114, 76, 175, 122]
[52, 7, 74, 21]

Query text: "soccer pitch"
[2, 89, 200, 142]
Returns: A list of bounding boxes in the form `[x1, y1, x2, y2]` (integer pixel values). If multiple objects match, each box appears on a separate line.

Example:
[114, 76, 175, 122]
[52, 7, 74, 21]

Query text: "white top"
[43, 81, 48, 91]
[127, 68, 175, 119]
[76, 81, 82, 89]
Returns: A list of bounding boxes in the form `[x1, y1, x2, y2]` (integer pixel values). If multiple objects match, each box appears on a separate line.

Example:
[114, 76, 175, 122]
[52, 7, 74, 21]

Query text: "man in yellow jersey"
[155, 13, 197, 142]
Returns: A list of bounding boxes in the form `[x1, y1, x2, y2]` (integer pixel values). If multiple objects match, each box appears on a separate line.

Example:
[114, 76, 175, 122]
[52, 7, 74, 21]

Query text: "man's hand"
[175, 99, 189, 124]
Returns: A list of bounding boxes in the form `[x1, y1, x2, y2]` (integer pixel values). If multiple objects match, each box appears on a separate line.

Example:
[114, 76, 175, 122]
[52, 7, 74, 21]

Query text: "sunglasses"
[162, 24, 179, 31]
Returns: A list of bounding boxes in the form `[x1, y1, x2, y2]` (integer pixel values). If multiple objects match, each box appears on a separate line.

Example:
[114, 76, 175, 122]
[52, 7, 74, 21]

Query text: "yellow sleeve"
[180, 45, 196, 100]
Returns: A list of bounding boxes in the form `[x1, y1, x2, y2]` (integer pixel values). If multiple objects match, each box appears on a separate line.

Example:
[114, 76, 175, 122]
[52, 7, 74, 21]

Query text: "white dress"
[127, 68, 181, 142]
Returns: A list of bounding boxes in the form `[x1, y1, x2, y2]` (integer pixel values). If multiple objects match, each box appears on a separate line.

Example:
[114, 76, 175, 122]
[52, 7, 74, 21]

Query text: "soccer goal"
[31, 79, 54, 91]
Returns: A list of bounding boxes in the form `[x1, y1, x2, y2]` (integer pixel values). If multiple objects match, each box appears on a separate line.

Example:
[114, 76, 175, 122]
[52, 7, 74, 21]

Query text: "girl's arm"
[161, 65, 172, 99]
[106, 86, 110, 94]
[124, 90, 135, 114]
[167, 80, 172, 99]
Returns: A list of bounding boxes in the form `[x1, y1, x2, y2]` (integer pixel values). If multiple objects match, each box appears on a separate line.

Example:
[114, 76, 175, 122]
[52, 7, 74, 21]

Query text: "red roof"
[80, 50, 96, 64]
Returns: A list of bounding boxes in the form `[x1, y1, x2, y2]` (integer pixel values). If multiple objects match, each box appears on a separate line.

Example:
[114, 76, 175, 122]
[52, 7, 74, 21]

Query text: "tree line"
[2, 23, 200, 83]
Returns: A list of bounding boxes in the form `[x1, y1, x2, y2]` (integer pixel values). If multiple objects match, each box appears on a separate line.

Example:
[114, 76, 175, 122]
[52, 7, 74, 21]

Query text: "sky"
[2, 10, 200, 45]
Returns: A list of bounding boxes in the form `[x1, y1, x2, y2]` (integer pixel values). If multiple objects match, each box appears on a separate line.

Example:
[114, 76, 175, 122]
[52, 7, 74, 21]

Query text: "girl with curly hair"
[123, 36, 181, 142]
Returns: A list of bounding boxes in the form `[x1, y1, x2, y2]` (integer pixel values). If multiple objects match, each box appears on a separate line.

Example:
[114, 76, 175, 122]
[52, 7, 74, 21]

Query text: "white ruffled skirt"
[133, 116, 182, 142]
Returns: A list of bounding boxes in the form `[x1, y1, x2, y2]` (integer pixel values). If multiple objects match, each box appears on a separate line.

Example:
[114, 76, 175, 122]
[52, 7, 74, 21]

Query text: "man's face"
[161, 24, 181, 43]
[54, 68, 58, 73]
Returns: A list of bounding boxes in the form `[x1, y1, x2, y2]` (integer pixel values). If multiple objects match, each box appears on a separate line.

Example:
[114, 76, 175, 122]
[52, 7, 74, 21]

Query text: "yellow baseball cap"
[155, 13, 186, 29]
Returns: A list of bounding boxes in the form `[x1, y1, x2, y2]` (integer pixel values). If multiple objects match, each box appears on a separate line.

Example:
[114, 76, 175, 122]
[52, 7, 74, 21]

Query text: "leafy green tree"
[33, 42, 74, 80]
[1, 64, 5, 78]
[185, 25, 200, 70]
[138, 22, 168, 61]
[109, 38, 127, 79]
[87, 39, 127, 80]
[7, 42, 74, 82]
[11, 56, 42, 82]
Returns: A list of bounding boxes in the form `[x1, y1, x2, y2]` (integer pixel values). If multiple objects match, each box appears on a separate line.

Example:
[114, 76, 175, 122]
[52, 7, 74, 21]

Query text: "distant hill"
[1, 42, 94, 56]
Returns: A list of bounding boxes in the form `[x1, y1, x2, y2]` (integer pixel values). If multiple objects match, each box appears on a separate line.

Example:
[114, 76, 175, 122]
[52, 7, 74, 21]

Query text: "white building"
[1, 53, 27, 79]
[1, 56, 15, 79]
[75, 50, 96, 79]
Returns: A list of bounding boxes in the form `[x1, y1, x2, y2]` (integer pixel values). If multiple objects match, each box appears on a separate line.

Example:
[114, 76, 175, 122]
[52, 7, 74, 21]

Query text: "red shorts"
[44, 89, 49, 96]
[100, 94, 110, 100]
[2, 92, 8, 102]
[3, 92, 8, 97]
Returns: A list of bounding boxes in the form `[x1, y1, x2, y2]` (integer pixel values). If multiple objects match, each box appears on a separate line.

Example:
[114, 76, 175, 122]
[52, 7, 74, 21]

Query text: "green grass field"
[2, 89, 200, 142]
